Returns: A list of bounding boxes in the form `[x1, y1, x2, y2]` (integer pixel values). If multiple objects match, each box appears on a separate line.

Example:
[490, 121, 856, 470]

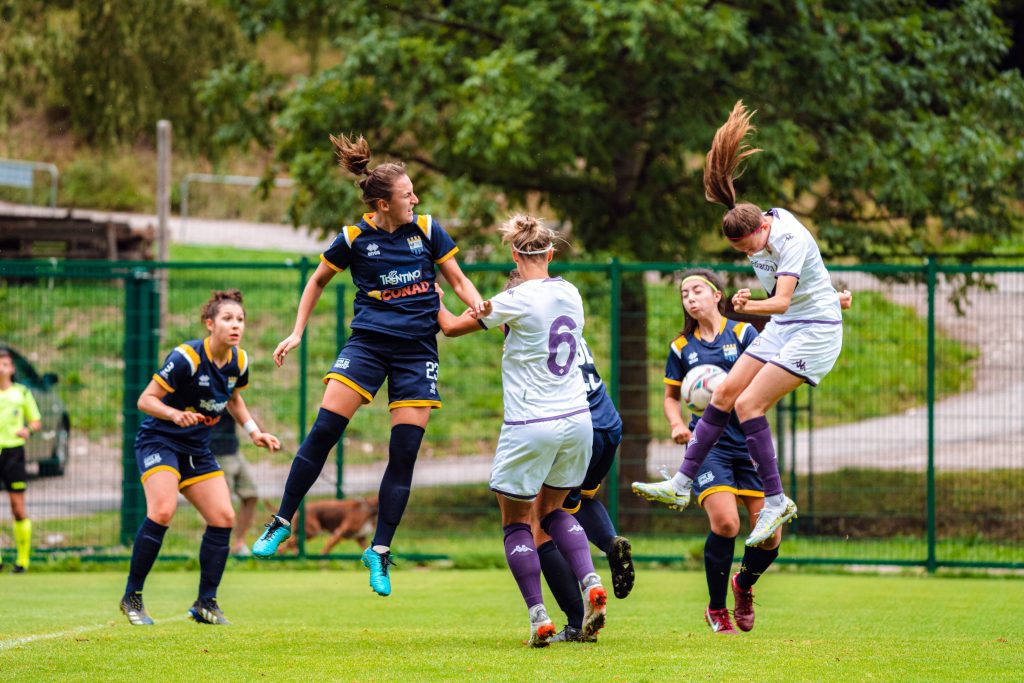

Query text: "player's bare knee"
[734, 392, 767, 422]
[148, 506, 176, 526]
[710, 515, 741, 538]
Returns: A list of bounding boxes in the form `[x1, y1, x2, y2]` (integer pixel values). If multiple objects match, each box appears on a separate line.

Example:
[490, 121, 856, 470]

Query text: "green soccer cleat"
[252, 516, 291, 558]
[631, 478, 691, 511]
[362, 547, 394, 597]
[120, 592, 154, 626]
[188, 598, 232, 625]
[746, 496, 798, 547]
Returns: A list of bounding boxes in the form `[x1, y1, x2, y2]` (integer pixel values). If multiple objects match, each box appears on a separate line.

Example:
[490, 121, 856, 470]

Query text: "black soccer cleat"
[188, 598, 232, 625]
[549, 625, 597, 643]
[607, 535, 635, 599]
[11, 564, 26, 574]
[120, 591, 155, 626]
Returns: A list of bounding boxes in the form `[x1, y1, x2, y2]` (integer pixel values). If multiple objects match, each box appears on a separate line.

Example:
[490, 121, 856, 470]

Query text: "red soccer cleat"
[705, 606, 738, 635]
[731, 572, 755, 632]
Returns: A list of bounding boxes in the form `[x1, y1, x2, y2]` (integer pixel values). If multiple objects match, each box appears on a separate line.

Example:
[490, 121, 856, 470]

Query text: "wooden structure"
[0, 203, 153, 261]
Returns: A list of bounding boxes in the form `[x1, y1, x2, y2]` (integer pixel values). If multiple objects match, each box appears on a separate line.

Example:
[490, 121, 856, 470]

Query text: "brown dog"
[268, 497, 379, 554]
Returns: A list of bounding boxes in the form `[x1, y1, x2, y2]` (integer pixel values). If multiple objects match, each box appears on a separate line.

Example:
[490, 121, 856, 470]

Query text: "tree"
[207, 0, 1024, 525]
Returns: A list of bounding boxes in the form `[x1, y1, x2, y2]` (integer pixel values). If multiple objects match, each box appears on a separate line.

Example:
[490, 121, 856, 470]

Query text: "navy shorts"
[135, 436, 224, 490]
[563, 425, 622, 513]
[0, 446, 27, 492]
[324, 329, 441, 410]
[692, 447, 764, 508]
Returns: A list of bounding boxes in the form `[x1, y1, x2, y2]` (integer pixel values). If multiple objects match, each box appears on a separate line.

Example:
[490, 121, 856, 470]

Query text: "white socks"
[671, 472, 692, 494]
[765, 493, 786, 508]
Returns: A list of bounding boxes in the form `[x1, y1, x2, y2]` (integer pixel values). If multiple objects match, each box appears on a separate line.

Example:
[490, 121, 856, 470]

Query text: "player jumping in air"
[634, 101, 845, 548]
[438, 215, 607, 648]
[252, 134, 484, 598]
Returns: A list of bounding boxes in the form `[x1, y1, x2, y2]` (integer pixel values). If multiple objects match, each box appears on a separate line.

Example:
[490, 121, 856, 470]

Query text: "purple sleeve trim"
[543, 277, 564, 282]
[504, 407, 590, 426]
[774, 319, 842, 325]
[769, 360, 817, 386]
[775, 272, 800, 279]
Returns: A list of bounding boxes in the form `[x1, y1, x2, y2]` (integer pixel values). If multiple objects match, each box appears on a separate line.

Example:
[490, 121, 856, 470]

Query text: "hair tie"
[513, 243, 554, 255]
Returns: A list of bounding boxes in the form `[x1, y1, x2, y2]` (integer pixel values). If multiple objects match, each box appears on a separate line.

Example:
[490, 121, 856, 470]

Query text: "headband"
[680, 275, 719, 293]
[513, 243, 554, 255]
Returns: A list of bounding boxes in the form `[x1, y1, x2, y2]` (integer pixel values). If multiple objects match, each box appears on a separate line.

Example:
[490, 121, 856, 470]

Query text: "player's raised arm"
[274, 261, 338, 367]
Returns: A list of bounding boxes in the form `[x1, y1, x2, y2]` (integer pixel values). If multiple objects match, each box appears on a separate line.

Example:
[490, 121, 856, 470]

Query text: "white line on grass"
[0, 615, 188, 651]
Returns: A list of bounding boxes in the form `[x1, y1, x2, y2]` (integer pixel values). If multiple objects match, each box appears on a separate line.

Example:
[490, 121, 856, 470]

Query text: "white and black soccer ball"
[681, 364, 727, 415]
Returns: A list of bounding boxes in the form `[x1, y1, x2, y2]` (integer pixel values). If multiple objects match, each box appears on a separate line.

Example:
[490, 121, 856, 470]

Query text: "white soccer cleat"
[631, 478, 691, 511]
[746, 496, 798, 547]
[528, 604, 556, 648]
[581, 574, 607, 638]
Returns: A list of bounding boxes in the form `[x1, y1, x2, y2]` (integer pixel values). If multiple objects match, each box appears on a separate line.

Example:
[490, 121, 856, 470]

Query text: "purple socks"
[540, 509, 595, 583]
[680, 403, 731, 480]
[740, 416, 783, 497]
[503, 523, 542, 608]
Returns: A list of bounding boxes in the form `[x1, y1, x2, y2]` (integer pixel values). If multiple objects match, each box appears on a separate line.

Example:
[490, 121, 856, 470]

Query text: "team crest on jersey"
[407, 235, 424, 254]
[198, 374, 211, 387]
[687, 352, 699, 365]
[723, 344, 738, 361]
[228, 377, 237, 390]
[366, 243, 381, 257]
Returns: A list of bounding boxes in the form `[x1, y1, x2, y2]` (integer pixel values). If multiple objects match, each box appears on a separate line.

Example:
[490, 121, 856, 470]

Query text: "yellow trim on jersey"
[344, 224, 364, 246]
[695, 317, 727, 341]
[581, 485, 601, 498]
[323, 373, 373, 403]
[663, 377, 682, 386]
[562, 500, 582, 514]
[435, 246, 459, 265]
[671, 335, 688, 354]
[179, 470, 225, 490]
[238, 348, 248, 375]
[697, 485, 765, 507]
[415, 214, 433, 240]
[141, 465, 181, 484]
[733, 321, 749, 340]
[362, 213, 379, 229]
[320, 253, 344, 273]
[388, 399, 442, 410]
[176, 344, 200, 373]
[152, 374, 174, 393]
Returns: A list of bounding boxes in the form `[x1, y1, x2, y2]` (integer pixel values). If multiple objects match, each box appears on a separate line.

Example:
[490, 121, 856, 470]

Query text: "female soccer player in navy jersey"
[635, 102, 846, 548]
[438, 215, 607, 648]
[252, 134, 484, 598]
[120, 290, 280, 626]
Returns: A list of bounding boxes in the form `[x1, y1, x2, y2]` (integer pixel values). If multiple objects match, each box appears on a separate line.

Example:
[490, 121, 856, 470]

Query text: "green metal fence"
[0, 258, 1020, 570]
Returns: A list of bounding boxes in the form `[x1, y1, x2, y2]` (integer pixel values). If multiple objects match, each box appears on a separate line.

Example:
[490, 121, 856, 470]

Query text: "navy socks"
[737, 543, 780, 590]
[538, 540, 584, 629]
[372, 424, 425, 548]
[125, 517, 169, 594]
[572, 497, 616, 554]
[278, 408, 350, 520]
[704, 531, 736, 610]
[198, 526, 232, 600]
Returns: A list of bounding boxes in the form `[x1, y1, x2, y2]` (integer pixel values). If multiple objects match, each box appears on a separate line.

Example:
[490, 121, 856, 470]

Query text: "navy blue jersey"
[321, 213, 459, 339]
[141, 338, 249, 453]
[664, 319, 757, 456]
[577, 338, 622, 432]
[209, 413, 239, 456]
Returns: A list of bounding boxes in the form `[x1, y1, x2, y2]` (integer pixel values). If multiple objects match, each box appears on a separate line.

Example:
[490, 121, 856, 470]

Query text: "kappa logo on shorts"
[143, 453, 162, 468]
[697, 471, 715, 486]
[510, 545, 533, 555]
[366, 243, 381, 257]
[795, 359, 807, 371]
[568, 524, 584, 533]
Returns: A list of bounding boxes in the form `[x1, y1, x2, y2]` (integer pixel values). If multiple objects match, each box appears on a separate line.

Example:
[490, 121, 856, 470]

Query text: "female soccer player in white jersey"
[636, 101, 845, 548]
[438, 215, 607, 648]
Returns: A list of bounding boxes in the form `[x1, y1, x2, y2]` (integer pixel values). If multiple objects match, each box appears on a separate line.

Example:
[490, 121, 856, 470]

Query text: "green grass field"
[0, 568, 1019, 681]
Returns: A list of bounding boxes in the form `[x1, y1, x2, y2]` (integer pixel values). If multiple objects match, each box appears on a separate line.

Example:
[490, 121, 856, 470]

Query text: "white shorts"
[490, 411, 593, 501]
[745, 319, 842, 386]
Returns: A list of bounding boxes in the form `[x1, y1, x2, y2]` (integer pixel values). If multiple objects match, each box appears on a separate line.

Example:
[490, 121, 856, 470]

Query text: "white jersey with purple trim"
[480, 277, 589, 424]
[747, 208, 842, 324]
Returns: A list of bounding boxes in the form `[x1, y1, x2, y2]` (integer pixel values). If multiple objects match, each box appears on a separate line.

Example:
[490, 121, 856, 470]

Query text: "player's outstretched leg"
[253, 408, 349, 558]
[631, 475, 692, 511]
[745, 496, 796, 547]
[732, 543, 780, 631]
[504, 523, 554, 647]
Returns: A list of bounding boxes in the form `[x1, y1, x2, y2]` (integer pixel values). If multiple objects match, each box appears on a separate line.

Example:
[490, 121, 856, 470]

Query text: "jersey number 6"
[546, 316, 578, 377]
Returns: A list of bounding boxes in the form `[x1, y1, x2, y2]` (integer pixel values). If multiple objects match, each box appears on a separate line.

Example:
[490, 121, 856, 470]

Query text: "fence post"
[335, 284, 347, 499]
[296, 257, 310, 557]
[926, 259, 937, 573]
[121, 269, 160, 545]
[607, 258, 621, 529]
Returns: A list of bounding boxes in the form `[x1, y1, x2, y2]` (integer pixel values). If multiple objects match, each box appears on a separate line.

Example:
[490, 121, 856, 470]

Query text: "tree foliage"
[208, 0, 1024, 259]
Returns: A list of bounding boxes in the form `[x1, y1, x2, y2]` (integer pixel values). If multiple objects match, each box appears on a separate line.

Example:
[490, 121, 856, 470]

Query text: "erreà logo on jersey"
[407, 235, 424, 254]
[367, 281, 432, 301]
[366, 243, 380, 257]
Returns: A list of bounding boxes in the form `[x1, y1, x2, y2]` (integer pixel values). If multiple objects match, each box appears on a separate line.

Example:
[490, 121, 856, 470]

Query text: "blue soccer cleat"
[362, 547, 394, 597]
[252, 516, 291, 558]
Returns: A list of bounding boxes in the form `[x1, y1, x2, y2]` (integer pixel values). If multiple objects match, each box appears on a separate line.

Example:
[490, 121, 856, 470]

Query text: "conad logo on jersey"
[367, 281, 432, 301]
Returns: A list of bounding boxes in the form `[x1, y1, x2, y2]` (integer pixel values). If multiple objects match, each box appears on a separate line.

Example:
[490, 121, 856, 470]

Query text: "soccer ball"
[681, 364, 727, 415]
